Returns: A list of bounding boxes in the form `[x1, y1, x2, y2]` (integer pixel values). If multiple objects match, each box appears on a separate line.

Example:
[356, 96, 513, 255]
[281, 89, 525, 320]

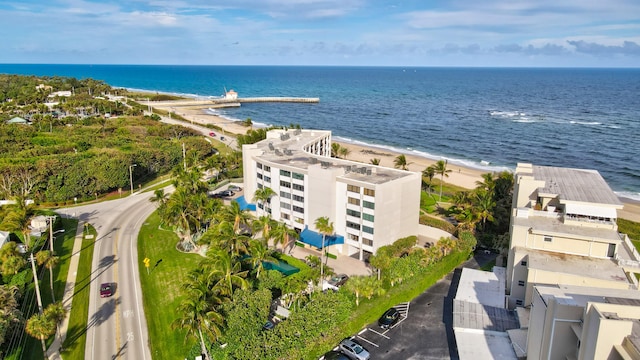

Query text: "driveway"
[354, 252, 497, 360]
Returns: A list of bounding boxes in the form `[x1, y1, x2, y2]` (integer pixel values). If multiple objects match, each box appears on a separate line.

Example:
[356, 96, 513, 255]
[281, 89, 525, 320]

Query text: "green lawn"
[60, 223, 96, 360]
[138, 213, 202, 359]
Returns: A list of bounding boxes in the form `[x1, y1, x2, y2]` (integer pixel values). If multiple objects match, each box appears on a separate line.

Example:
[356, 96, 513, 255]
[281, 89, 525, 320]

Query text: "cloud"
[495, 43, 569, 56]
[567, 40, 640, 56]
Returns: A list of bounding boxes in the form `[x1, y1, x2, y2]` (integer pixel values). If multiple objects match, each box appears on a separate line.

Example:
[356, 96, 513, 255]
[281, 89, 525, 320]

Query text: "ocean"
[1, 64, 639, 200]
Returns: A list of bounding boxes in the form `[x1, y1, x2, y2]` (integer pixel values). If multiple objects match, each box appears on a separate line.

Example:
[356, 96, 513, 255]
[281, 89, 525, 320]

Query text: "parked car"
[219, 190, 235, 197]
[323, 350, 350, 360]
[209, 132, 216, 137]
[339, 338, 370, 360]
[228, 185, 243, 192]
[100, 283, 114, 298]
[378, 307, 400, 329]
[329, 274, 349, 287]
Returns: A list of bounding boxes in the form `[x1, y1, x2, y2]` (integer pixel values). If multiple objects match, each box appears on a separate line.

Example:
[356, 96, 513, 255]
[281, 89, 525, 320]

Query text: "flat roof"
[455, 329, 518, 360]
[455, 267, 506, 308]
[513, 214, 621, 242]
[535, 284, 640, 308]
[517, 247, 631, 285]
[527, 165, 622, 206]
[249, 129, 415, 184]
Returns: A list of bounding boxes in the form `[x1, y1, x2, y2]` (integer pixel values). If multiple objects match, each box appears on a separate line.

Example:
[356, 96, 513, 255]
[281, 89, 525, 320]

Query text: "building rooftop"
[536, 284, 640, 307]
[252, 129, 414, 184]
[526, 165, 622, 206]
[455, 267, 506, 308]
[519, 248, 631, 285]
[455, 329, 518, 360]
[513, 214, 621, 242]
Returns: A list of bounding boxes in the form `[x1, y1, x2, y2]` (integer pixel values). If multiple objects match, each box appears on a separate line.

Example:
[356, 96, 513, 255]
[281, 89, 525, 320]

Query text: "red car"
[100, 283, 114, 297]
[209, 132, 216, 137]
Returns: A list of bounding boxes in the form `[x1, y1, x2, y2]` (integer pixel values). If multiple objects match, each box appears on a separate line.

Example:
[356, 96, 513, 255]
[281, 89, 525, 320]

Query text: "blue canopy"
[234, 195, 256, 211]
[299, 226, 344, 249]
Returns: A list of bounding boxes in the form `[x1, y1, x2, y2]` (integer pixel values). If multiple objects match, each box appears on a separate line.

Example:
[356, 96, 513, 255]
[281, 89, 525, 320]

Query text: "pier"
[148, 96, 319, 109]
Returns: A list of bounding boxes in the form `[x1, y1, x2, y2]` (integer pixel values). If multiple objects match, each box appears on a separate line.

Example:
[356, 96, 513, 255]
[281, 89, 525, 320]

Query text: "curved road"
[57, 192, 158, 360]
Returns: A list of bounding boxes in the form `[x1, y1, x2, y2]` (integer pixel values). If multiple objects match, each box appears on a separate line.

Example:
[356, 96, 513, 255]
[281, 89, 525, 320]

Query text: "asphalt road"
[351, 252, 496, 360]
[57, 192, 158, 360]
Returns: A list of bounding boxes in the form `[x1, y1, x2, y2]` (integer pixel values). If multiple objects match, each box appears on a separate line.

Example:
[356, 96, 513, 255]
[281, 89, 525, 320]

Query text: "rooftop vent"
[268, 143, 274, 150]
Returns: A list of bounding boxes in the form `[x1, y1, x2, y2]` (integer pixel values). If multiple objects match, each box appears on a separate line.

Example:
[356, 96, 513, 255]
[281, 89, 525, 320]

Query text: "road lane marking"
[356, 335, 379, 348]
[367, 328, 391, 339]
[114, 231, 121, 358]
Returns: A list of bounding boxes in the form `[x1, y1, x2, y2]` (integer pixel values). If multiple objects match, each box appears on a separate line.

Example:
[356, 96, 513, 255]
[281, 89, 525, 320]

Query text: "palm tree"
[473, 189, 496, 232]
[44, 302, 66, 349]
[165, 188, 198, 250]
[314, 216, 334, 290]
[252, 216, 276, 243]
[172, 296, 222, 360]
[369, 158, 380, 166]
[0, 284, 22, 342]
[26, 312, 56, 358]
[203, 250, 249, 299]
[247, 239, 277, 278]
[253, 187, 275, 215]
[149, 188, 170, 221]
[422, 166, 436, 194]
[475, 172, 496, 192]
[206, 222, 251, 257]
[331, 143, 341, 158]
[343, 275, 367, 306]
[338, 146, 350, 159]
[433, 160, 452, 201]
[217, 201, 254, 234]
[393, 154, 411, 170]
[2, 195, 37, 251]
[36, 250, 59, 302]
[0, 242, 27, 276]
[270, 221, 299, 252]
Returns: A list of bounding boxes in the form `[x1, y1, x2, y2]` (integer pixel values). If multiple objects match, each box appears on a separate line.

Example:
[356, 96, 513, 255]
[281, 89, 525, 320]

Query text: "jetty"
[148, 96, 319, 109]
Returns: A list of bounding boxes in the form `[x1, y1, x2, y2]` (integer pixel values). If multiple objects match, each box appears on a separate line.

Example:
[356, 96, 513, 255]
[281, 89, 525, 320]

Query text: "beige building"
[242, 129, 420, 260]
[506, 163, 638, 309]
[523, 284, 640, 360]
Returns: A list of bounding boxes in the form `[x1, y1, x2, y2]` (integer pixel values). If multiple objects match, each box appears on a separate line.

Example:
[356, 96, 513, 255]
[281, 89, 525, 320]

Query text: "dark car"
[100, 283, 114, 298]
[329, 274, 349, 287]
[378, 307, 400, 329]
[323, 350, 350, 360]
[219, 190, 235, 197]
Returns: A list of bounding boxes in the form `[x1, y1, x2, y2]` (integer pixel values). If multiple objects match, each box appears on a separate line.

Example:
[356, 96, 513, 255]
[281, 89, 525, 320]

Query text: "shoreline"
[149, 101, 640, 222]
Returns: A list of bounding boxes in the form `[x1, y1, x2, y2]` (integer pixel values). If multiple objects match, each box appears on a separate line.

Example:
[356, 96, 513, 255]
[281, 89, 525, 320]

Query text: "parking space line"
[366, 327, 390, 339]
[357, 335, 379, 348]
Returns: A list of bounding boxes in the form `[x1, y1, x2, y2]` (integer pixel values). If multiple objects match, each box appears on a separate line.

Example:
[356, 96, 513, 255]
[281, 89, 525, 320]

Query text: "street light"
[129, 164, 137, 195]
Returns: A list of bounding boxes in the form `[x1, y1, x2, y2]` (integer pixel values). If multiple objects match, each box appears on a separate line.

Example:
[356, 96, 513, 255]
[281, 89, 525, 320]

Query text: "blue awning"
[234, 195, 256, 211]
[299, 226, 344, 249]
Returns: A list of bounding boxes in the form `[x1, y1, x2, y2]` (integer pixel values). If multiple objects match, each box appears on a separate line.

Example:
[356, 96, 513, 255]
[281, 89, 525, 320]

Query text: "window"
[348, 234, 359, 241]
[346, 209, 361, 218]
[280, 169, 291, 177]
[346, 221, 361, 230]
[544, 236, 553, 242]
[518, 280, 525, 286]
[364, 188, 375, 196]
[292, 172, 304, 180]
[280, 180, 291, 188]
[264, 176, 271, 183]
[362, 225, 374, 234]
[520, 260, 527, 266]
[292, 194, 304, 202]
[292, 183, 304, 191]
[295, 217, 304, 224]
[362, 238, 373, 246]
[293, 205, 304, 213]
[363, 201, 375, 210]
[258, 203, 264, 209]
[280, 202, 291, 210]
[362, 213, 374, 222]
[263, 165, 271, 172]
[257, 183, 263, 189]
[257, 173, 263, 179]
[280, 191, 291, 199]
[281, 213, 290, 220]
[347, 184, 360, 193]
[257, 163, 263, 169]
[348, 197, 360, 206]
[516, 300, 524, 306]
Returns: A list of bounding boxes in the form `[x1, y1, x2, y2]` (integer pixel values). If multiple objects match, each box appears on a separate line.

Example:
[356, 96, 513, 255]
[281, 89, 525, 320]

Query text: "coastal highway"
[57, 191, 159, 360]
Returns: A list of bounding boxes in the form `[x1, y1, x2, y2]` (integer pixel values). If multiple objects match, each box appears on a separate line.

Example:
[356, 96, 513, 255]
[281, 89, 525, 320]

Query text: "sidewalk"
[287, 244, 372, 277]
[46, 219, 86, 360]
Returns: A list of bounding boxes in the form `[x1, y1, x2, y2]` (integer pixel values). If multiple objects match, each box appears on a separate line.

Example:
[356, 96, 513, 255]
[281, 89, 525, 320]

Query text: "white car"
[339, 339, 370, 360]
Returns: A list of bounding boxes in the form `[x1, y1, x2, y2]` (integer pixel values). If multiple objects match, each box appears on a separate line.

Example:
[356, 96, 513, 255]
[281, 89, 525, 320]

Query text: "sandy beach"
[150, 101, 640, 222]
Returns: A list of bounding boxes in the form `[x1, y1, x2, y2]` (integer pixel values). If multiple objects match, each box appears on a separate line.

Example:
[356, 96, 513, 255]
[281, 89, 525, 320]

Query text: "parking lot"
[327, 251, 496, 359]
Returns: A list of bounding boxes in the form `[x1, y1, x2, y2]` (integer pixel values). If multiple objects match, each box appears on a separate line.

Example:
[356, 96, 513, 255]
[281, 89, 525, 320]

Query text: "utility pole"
[30, 252, 44, 314]
[46, 215, 56, 253]
[182, 143, 187, 170]
[129, 164, 137, 195]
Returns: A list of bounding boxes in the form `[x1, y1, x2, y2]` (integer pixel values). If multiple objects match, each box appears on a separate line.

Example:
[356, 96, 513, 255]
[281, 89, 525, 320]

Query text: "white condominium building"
[506, 163, 639, 309]
[242, 129, 420, 261]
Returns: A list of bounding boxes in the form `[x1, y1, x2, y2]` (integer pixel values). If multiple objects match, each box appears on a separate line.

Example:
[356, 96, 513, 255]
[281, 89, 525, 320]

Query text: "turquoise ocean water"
[1, 64, 639, 200]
